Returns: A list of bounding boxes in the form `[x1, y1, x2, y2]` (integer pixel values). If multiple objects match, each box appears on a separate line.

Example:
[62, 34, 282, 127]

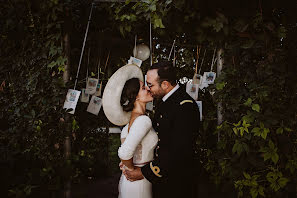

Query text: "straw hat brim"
[102, 64, 143, 126]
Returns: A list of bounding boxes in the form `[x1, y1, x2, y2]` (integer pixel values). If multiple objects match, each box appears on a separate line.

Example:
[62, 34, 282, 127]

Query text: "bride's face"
[136, 81, 153, 103]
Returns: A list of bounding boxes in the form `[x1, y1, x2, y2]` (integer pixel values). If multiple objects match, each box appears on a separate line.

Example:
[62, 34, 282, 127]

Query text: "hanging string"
[173, 45, 176, 66]
[149, 15, 152, 66]
[104, 51, 110, 73]
[194, 45, 201, 74]
[210, 47, 217, 72]
[198, 49, 207, 75]
[134, 35, 137, 57]
[168, 39, 176, 61]
[97, 59, 100, 80]
[74, 3, 94, 90]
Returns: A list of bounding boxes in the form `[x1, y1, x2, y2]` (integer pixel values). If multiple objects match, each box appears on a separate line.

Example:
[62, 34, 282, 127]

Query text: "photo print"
[63, 89, 81, 114]
[86, 78, 98, 95]
[80, 88, 90, 103]
[192, 73, 202, 85]
[94, 82, 102, 97]
[87, 96, 102, 116]
[128, 56, 142, 67]
[196, 101, 203, 121]
[202, 72, 216, 84]
[186, 82, 199, 101]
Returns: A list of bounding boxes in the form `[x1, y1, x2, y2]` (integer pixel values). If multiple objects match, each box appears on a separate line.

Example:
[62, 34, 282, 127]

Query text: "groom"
[123, 61, 200, 198]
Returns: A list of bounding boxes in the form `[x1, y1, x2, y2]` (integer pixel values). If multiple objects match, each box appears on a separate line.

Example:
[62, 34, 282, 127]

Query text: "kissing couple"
[102, 61, 200, 198]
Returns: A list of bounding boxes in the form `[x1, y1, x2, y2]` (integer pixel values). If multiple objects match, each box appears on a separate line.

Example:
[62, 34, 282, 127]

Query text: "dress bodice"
[118, 115, 158, 166]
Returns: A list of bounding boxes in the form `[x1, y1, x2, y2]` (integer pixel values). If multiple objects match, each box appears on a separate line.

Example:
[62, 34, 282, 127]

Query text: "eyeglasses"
[146, 83, 154, 89]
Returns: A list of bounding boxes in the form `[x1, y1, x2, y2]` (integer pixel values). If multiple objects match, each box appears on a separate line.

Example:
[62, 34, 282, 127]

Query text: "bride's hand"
[124, 166, 134, 171]
[119, 162, 124, 170]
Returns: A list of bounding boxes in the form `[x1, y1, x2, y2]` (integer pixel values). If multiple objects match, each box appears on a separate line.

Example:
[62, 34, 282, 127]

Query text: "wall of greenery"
[0, 0, 296, 197]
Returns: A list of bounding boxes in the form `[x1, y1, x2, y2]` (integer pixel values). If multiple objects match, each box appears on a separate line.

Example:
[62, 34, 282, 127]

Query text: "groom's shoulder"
[173, 86, 196, 106]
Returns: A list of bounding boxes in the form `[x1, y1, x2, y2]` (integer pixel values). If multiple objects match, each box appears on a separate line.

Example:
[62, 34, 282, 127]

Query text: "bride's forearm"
[121, 158, 135, 170]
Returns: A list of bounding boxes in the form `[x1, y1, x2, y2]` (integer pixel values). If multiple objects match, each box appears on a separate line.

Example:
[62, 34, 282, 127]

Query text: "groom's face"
[146, 69, 166, 99]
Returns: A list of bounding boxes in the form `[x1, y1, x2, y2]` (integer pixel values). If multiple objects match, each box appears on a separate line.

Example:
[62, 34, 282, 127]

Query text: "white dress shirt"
[162, 84, 180, 102]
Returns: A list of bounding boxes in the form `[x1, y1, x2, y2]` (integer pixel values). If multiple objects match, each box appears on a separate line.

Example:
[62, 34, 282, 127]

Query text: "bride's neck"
[132, 102, 146, 115]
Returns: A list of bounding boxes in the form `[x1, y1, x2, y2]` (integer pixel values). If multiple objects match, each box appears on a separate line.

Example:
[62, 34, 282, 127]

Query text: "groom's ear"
[160, 81, 170, 90]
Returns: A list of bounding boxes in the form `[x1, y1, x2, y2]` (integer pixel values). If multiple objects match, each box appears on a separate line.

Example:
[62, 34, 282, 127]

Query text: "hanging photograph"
[192, 73, 202, 85]
[86, 78, 98, 95]
[80, 88, 90, 103]
[94, 82, 102, 97]
[186, 82, 199, 100]
[196, 101, 203, 121]
[202, 72, 216, 84]
[146, 101, 153, 111]
[63, 89, 81, 114]
[87, 96, 102, 116]
[128, 56, 142, 67]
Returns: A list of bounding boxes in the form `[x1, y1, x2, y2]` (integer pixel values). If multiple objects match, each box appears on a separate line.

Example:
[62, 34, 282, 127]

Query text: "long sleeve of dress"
[118, 115, 152, 160]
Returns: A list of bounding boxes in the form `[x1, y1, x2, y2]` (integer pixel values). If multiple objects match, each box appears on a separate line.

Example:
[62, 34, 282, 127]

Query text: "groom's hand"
[123, 167, 144, 181]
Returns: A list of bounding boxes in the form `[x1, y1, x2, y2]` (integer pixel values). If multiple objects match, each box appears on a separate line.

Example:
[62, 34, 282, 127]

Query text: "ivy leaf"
[244, 98, 252, 106]
[216, 82, 226, 90]
[278, 177, 289, 188]
[261, 129, 268, 139]
[252, 104, 260, 112]
[243, 172, 251, 179]
[276, 128, 283, 134]
[233, 127, 238, 135]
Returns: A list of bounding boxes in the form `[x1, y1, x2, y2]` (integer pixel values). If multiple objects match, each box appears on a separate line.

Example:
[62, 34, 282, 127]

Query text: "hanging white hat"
[102, 64, 144, 126]
[133, 44, 150, 61]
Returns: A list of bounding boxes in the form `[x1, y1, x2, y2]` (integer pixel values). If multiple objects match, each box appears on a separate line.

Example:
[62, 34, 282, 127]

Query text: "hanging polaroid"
[80, 88, 90, 103]
[199, 81, 209, 90]
[128, 56, 142, 67]
[202, 72, 216, 85]
[186, 82, 199, 101]
[63, 89, 81, 114]
[86, 77, 98, 95]
[146, 101, 153, 111]
[87, 96, 102, 116]
[196, 101, 203, 121]
[94, 82, 102, 97]
[192, 73, 202, 85]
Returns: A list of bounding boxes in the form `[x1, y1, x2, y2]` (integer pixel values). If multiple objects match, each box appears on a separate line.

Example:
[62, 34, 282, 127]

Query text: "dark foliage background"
[0, 0, 296, 197]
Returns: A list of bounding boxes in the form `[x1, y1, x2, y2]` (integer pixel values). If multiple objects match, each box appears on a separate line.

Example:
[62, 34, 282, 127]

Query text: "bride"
[102, 64, 158, 198]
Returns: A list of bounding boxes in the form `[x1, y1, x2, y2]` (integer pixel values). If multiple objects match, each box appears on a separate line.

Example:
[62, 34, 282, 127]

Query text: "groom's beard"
[150, 89, 166, 99]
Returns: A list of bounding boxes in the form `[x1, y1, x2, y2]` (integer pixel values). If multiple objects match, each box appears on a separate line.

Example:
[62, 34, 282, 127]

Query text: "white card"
[128, 56, 142, 67]
[63, 89, 81, 114]
[196, 101, 203, 121]
[85, 78, 98, 95]
[186, 82, 199, 100]
[202, 72, 216, 84]
[146, 101, 153, 111]
[94, 82, 102, 97]
[87, 96, 102, 116]
[192, 74, 202, 85]
[80, 88, 90, 103]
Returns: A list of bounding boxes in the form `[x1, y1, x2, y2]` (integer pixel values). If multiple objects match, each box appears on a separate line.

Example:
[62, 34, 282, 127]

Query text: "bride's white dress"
[118, 115, 158, 198]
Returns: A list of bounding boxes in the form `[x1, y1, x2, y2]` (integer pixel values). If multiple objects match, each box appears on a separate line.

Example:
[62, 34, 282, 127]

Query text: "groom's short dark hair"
[150, 61, 177, 86]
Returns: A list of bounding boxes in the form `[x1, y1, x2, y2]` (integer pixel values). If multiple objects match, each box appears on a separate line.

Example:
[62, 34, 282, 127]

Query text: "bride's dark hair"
[120, 78, 140, 112]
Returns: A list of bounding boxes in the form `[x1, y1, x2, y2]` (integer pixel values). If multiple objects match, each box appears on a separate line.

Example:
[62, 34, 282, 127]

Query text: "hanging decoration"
[202, 47, 217, 86]
[186, 82, 199, 101]
[81, 88, 90, 103]
[193, 45, 202, 85]
[63, 3, 94, 115]
[94, 58, 102, 97]
[63, 89, 81, 114]
[87, 96, 102, 115]
[133, 43, 150, 61]
[186, 45, 200, 100]
[196, 101, 203, 121]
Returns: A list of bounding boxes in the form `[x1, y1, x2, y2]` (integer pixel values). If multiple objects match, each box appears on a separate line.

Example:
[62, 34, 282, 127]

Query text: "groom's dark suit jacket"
[142, 85, 200, 198]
